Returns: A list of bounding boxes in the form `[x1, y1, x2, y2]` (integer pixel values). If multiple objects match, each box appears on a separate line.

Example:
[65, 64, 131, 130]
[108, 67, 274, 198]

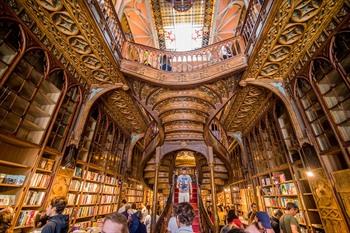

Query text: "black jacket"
[41, 214, 69, 233]
[271, 216, 280, 233]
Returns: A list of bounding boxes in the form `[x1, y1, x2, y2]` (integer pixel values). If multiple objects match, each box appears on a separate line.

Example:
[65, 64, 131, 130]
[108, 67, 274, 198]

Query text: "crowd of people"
[211, 202, 301, 233]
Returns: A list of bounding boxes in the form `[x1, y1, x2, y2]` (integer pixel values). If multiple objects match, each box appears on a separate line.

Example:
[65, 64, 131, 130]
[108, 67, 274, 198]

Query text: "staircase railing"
[197, 181, 215, 233]
[154, 174, 176, 233]
[240, 0, 274, 54]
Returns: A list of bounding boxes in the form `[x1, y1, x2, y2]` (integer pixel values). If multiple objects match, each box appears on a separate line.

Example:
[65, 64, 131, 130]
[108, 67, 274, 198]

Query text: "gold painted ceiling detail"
[130, 75, 239, 141]
[12, 0, 125, 85]
[244, 0, 346, 80]
[222, 86, 271, 133]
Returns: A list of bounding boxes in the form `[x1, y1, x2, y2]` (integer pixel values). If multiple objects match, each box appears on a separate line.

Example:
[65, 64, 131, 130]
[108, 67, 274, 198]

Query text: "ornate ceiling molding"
[243, 0, 346, 80]
[10, 0, 126, 85]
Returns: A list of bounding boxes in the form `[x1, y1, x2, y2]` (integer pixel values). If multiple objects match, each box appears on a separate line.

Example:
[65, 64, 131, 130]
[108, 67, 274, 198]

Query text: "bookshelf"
[125, 179, 144, 208]
[47, 86, 81, 151]
[0, 50, 64, 145]
[67, 105, 128, 231]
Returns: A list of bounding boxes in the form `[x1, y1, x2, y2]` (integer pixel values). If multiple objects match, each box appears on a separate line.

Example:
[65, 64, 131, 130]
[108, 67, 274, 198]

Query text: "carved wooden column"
[208, 146, 219, 232]
[151, 147, 160, 233]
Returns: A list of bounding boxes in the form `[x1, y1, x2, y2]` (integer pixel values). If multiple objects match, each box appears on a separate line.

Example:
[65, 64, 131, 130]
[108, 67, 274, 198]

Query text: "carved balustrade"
[122, 36, 245, 73]
[87, 0, 126, 60]
[240, 0, 273, 54]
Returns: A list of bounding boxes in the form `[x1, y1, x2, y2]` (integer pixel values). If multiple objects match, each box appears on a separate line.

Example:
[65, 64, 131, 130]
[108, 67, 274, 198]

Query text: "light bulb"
[306, 170, 314, 177]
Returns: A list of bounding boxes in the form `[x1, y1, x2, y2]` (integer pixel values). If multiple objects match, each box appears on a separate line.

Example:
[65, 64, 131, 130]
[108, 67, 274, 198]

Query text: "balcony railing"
[122, 36, 245, 73]
[86, 0, 273, 73]
[87, 0, 126, 61]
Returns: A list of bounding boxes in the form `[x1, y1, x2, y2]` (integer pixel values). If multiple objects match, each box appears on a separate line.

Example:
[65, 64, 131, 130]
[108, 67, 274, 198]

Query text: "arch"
[159, 141, 209, 161]
[239, 78, 308, 144]
[69, 83, 128, 146]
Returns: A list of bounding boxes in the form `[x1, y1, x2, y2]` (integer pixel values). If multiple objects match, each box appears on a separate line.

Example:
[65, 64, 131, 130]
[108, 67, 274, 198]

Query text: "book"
[0, 195, 16, 205]
[0, 174, 26, 185]
[24, 191, 45, 206]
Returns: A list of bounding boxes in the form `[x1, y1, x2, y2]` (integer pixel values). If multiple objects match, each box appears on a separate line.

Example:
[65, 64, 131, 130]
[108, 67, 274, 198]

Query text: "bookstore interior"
[0, 0, 349, 232]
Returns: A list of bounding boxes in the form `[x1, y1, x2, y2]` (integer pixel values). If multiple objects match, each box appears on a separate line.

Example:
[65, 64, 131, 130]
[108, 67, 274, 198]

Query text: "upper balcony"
[86, 0, 273, 86]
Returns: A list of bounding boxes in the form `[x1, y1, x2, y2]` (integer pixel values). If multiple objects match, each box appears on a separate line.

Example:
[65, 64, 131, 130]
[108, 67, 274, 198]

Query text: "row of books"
[101, 195, 114, 203]
[104, 176, 116, 185]
[102, 185, 114, 194]
[261, 176, 272, 186]
[85, 171, 103, 182]
[30, 173, 50, 188]
[74, 167, 83, 178]
[0, 173, 25, 185]
[78, 206, 96, 217]
[98, 205, 112, 215]
[127, 197, 143, 203]
[264, 197, 278, 207]
[0, 195, 16, 206]
[16, 210, 38, 227]
[67, 193, 76, 205]
[83, 182, 100, 192]
[127, 190, 143, 195]
[38, 158, 55, 171]
[70, 180, 82, 191]
[24, 191, 45, 206]
[279, 183, 297, 195]
[80, 194, 99, 204]
[272, 172, 288, 184]
[281, 197, 299, 207]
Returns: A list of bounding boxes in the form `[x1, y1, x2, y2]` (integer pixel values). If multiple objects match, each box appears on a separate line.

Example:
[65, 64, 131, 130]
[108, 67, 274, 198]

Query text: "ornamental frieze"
[244, 0, 345, 80]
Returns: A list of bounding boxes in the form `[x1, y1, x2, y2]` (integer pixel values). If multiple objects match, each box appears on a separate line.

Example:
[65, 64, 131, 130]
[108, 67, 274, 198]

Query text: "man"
[118, 199, 128, 213]
[280, 202, 301, 233]
[271, 209, 283, 233]
[175, 202, 195, 233]
[41, 197, 69, 233]
[247, 203, 258, 223]
[177, 168, 192, 203]
[102, 213, 129, 233]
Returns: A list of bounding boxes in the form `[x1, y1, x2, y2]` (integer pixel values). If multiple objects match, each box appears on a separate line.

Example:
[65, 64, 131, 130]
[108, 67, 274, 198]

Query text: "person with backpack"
[129, 210, 147, 233]
[41, 196, 69, 233]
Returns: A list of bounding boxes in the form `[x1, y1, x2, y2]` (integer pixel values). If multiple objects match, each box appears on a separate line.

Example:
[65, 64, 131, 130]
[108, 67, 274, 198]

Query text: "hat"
[256, 211, 272, 229]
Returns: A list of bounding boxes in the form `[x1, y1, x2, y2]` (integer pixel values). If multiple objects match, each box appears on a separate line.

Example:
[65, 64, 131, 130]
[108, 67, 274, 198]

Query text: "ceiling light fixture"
[167, 0, 194, 12]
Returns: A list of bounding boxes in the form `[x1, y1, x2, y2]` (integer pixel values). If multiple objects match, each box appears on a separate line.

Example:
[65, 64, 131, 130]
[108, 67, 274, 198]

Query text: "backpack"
[135, 222, 147, 233]
[51, 216, 68, 233]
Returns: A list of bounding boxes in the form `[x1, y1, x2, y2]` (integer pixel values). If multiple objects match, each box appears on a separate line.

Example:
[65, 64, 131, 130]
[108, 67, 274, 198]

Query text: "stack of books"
[30, 173, 50, 188]
[24, 191, 45, 206]
[0, 174, 25, 185]
[0, 195, 16, 205]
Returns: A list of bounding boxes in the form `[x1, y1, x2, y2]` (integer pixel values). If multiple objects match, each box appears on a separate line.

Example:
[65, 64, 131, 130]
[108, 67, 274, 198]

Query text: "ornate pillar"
[151, 147, 160, 233]
[208, 146, 219, 232]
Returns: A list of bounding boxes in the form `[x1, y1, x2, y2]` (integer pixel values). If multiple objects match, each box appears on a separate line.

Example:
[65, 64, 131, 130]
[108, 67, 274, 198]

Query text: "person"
[280, 202, 301, 233]
[271, 209, 283, 233]
[118, 199, 128, 214]
[160, 54, 172, 71]
[246, 211, 276, 233]
[144, 210, 159, 233]
[102, 213, 129, 233]
[175, 202, 195, 233]
[141, 204, 150, 223]
[0, 207, 14, 233]
[248, 203, 258, 223]
[167, 206, 178, 233]
[41, 196, 69, 233]
[35, 208, 48, 228]
[129, 211, 147, 233]
[220, 210, 243, 233]
[218, 205, 226, 230]
[177, 168, 192, 203]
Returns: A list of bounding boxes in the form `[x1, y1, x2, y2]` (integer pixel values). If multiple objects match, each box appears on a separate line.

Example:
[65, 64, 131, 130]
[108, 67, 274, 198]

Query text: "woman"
[245, 212, 275, 233]
[220, 210, 243, 233]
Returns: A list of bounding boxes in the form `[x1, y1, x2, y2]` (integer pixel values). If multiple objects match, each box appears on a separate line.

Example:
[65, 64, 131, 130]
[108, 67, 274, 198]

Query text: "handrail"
[87, 0, 126, 61]
[240, 0, 273, 54]
[154, 173, 176, 233]
[122, 36, 245, 73]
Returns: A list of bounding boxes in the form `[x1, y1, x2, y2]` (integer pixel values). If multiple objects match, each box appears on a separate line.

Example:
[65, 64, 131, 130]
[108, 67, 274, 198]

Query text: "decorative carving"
[244, 0, 344, 80]
[308, 169, 348, 233]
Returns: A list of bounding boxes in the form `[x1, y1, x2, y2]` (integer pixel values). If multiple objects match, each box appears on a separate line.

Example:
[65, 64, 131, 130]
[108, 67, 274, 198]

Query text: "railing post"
[208, 146, 219, 232]
[151, 147, 160, 233]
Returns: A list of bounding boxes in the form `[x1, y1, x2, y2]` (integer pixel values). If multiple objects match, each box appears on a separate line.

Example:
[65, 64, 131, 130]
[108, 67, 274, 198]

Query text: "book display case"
[67, 105, 128, 231]
[0, 16, 85, 232]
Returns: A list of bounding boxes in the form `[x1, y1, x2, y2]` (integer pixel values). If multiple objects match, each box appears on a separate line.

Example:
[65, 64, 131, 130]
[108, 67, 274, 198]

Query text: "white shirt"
[117, 204, 126, 213]
[145, 214, 159, 233]
[167, 216, 178, 233]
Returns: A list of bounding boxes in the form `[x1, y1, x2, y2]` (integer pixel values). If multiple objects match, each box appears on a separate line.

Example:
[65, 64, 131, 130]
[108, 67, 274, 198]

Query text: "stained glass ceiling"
[155, 0, 207, 51]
